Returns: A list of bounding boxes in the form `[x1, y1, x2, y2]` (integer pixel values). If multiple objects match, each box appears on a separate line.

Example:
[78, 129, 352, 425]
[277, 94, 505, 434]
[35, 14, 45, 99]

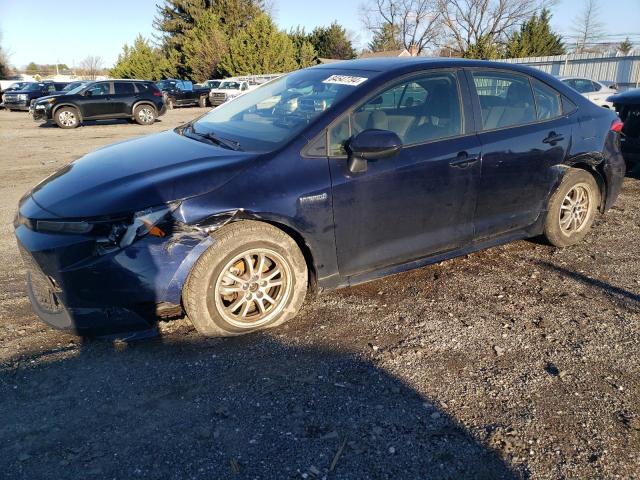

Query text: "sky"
[1, 0, 639, 68]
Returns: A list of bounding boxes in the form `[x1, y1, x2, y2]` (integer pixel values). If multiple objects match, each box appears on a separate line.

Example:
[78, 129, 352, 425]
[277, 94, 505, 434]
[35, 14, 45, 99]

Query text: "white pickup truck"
[208, 79, 254, 107]
[208, 75, 282, 107]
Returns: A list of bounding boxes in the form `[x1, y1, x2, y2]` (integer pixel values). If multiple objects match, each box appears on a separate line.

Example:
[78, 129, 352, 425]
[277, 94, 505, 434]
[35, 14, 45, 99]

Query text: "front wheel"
[165, 97, 174, 110]
[198, 95, 207, 108]
[133, 104, 157, 125]
[54, 107, 80, 128]
[183, 221, 308, 337]
[543, 168, 600, 247]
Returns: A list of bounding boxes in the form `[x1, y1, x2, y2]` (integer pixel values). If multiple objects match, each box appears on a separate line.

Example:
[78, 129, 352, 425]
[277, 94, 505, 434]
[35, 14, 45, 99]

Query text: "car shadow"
[536, 260, 640, 310]
[0, 333, 522, 479]
[37, 119, 163, 128]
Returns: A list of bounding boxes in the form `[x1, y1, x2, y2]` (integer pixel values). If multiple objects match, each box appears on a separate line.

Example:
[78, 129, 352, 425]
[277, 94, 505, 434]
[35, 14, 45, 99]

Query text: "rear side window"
[532, 80, 562, 120]
[471, 71, 536, 130]
[114, 82, 135, 95]
[135, 82, 149, 93]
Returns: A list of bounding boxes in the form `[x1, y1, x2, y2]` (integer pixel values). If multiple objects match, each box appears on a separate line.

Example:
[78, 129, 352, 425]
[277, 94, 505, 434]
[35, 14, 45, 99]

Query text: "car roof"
[311, 57, 536, 72]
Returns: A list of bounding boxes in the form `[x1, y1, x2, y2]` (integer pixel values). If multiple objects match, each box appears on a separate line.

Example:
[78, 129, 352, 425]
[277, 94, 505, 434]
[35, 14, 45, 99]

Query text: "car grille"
[3, 94, 19, 103]
[210, 92, 226, 104]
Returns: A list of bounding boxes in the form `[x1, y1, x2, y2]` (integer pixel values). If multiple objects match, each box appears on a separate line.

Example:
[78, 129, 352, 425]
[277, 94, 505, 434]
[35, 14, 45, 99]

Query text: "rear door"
[467, 69, 572, 239]
[112, 81, 136, 115]
[329, 69, 481, 277]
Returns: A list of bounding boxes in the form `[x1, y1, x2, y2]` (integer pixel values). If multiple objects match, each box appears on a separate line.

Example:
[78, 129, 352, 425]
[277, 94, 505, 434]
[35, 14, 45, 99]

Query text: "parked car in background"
[156, 79, 209, 108]
[1, 81, 30, 93]
[1, 82, 67, 111]
[560, 77, 617, 108]
[209, 79, 254, 106]
[608, 88, 640, 170]
[14, 58, 625, 338]
[30, 79, 166, 128]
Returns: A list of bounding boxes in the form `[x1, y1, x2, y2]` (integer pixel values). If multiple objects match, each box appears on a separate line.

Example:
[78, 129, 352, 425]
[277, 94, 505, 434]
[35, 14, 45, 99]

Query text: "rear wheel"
[183, 221, 308, 337]
[544, 168, 600, 247]
[54, 107, 80, 128]
[133, 104, 156, 125]
[198, 95, 207, 108]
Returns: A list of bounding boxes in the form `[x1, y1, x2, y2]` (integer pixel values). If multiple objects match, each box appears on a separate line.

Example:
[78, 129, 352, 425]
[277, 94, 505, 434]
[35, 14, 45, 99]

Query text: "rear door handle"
[449, 152, 479, 168]
[543, 132, 564, 144]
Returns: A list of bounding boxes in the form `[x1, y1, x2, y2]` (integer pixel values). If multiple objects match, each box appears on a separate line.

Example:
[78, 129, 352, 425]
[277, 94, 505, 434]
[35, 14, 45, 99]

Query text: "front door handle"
[449, 152, 479, 168]
[543, 132, 565, 145]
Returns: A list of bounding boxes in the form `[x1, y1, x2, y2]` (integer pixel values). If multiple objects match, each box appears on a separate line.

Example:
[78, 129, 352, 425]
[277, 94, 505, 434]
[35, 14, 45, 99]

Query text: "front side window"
[85, 82, 110, 96]
[472, 71, 536, 130]
[328, 71, 462, 155]
[192, 68, 370, 152]
[532, 79, 563, 120]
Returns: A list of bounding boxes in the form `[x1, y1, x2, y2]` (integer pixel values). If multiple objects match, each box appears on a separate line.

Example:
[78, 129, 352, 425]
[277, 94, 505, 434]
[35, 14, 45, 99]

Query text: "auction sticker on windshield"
[322, 75, 368, 86]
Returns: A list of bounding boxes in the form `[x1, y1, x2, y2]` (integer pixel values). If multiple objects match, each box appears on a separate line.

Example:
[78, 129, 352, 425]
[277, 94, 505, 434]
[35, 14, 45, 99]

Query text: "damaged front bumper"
[14, 212, 214, 336]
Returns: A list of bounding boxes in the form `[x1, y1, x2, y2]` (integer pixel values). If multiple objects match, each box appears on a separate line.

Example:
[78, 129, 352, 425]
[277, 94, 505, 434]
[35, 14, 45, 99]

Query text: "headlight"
[97, 202, 181, 253]
[18, 94, 28, 101]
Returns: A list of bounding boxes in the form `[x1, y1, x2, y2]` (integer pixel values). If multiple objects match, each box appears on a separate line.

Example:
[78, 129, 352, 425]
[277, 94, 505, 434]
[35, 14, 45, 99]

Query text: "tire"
[166, 97, 175, 110]
[133, 104, 157, 125]
[54, 107, 80, 129]
[198, 95, 207, 108]
[183, 221, 308, 337]
[543, 168, 601, 247]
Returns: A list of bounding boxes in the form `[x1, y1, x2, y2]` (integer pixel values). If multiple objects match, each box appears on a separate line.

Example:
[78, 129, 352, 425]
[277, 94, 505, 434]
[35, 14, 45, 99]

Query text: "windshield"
[21, 83, 45, 92]
[62, 82, 82, 91]
[65, 83, 90, 95]
[219, 82, 242, 90]
[156, 80, 175, 90]
[192, 68, 370, 152]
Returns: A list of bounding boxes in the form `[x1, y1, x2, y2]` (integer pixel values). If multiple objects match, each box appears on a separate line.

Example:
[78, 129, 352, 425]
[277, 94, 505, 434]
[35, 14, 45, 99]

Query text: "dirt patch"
[0, 109, 638, 479]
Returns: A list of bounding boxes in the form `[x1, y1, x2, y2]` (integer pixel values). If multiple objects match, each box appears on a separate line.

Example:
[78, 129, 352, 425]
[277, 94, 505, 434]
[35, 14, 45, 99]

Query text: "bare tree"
[360, 0, 442, 55]
[571, 0, 604, 53]
[437, 0, 556, 57]
[78, 55, 103, 80]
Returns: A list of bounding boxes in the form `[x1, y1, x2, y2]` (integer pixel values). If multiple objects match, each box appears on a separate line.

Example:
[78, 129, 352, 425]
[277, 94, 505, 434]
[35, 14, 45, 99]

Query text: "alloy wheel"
[58, 110, 77, 127]
[559, 183, 591, 234]
[138, 107, 154, 124]
[213, 248, 292, 329]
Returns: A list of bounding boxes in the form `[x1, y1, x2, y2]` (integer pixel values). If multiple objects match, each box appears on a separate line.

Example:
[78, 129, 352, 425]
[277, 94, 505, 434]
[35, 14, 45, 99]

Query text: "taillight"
[153, 90, 163, 97]
[610, 118, 624, 133]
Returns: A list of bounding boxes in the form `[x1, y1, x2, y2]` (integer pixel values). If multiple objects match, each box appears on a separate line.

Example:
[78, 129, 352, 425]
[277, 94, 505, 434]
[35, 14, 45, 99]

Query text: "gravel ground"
[0, 109, 638, 479]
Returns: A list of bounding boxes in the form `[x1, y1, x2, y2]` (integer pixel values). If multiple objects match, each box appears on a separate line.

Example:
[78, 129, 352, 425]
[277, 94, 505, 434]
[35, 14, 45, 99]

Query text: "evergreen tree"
[619, 37, 633, 55]
[368, 23, 402, 52]
[308, 22, 357, 59]
[218, 14, 298, 76]
[288, 27, 318, 68]
[464, 35, 502, 60]
[506, 9, 565, 58]
[183, 10, 228, 82]
[110, 36, 165, 80]
[153, 0, 265, 78]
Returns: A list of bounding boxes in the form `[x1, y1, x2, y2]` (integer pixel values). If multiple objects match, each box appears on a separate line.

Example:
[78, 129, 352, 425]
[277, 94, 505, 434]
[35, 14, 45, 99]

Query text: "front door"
[467, 69, 572, 239]
[329, 70, 481, 277]
[77, 82, 112, 118]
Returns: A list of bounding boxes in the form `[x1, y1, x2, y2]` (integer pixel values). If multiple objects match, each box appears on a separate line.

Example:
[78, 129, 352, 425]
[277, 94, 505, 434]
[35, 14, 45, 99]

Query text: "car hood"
[607, 89, 640, 105]
[29, 130, 255, 218]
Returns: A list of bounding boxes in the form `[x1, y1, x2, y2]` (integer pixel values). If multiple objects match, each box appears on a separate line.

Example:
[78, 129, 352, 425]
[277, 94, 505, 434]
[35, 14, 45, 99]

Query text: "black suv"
[2, 82, 68, 111]
[30, 80, 166, 128]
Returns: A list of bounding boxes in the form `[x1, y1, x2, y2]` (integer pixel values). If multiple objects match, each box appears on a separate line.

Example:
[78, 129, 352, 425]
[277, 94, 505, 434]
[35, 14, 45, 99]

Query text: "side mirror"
[347, 129, 402, 173]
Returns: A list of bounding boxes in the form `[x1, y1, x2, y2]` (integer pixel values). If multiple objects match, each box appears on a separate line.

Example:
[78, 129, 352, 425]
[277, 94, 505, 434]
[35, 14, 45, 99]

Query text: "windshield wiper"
[183, 124, 242, 151]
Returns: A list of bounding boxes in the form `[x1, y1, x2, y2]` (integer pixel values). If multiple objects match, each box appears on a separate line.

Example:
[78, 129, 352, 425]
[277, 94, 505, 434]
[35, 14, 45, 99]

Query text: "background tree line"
[111, 0, 356, 82]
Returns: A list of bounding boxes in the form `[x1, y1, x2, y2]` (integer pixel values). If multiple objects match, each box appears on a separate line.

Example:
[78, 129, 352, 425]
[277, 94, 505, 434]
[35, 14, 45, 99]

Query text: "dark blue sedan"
[14, 58, 626, 337]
